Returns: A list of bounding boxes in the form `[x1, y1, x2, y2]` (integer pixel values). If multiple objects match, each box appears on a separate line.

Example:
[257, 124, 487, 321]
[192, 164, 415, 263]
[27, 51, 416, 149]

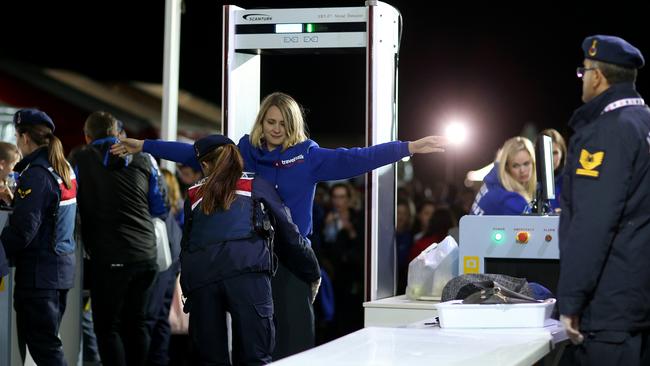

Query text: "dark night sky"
[1, 1, 648, 186]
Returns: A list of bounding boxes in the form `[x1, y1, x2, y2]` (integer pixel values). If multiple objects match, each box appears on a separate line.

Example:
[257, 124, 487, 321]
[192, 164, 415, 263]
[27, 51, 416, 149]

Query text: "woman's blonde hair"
[161, 168, 182, 216]
[0, 141, 20, 164]
[496, 136, 536, 202]
[249, 92, 309, 151]
[16, 124, 72, 189]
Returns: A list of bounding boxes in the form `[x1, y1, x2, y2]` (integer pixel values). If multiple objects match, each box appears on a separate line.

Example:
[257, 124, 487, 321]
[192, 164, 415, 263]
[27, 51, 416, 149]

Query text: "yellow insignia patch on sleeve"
[576, 149, 604, 177]
[17, 188, 32, 198]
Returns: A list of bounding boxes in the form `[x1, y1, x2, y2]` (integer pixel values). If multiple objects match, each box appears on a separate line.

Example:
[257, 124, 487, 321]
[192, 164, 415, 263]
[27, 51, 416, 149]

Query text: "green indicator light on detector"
[491, 230, 505, 245]
[306, 24, 315, 33]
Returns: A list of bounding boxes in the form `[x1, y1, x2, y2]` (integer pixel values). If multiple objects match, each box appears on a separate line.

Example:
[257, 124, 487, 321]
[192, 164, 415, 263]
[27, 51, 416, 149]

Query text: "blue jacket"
[0, 148, 77, 289]
[180, 174, 320, 295]
[558, 82, 650, 332]
[143, 136, 410, 236]
[470, 164, 531, 215]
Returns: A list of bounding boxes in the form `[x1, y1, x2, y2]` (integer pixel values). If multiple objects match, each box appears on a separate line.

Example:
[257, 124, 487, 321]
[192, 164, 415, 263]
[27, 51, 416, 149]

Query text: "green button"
[491, 230, 506, 245]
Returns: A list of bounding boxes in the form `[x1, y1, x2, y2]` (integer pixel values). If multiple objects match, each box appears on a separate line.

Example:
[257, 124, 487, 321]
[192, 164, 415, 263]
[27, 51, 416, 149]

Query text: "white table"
[269, 324, 560, 366]
[363, 295, 439, 327]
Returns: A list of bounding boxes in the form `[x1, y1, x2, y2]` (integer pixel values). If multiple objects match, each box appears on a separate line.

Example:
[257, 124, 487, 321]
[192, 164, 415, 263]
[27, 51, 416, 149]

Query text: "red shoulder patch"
[60, 178, 77, 202]
[187, 183, 203, 206]
[236, 178, 252, 193]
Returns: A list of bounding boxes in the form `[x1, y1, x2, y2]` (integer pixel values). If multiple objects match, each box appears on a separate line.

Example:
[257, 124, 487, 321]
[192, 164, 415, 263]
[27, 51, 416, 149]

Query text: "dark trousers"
[14, 288, 69, 366]
[188, 272, 274, 366]
[90, 260, 158, 366]
[271, 263, 314, 360]
[146, 265, 179, 366]
[575, 330, 650, 366]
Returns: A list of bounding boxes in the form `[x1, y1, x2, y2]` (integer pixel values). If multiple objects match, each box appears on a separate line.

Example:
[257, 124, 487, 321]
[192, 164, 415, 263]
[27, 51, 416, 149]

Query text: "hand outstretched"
[408, 135, 449, 154]
[110, 138, 144, 157]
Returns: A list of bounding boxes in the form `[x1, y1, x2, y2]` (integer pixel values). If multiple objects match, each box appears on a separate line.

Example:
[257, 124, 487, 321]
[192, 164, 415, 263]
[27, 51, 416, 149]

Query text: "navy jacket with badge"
[0, 147, 77, 289]
[558, 82, 650, 332]
[180, 173, 320, 296]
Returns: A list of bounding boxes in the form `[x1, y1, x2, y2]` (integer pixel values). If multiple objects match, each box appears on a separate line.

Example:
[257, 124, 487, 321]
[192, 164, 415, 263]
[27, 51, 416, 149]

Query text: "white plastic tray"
[435, 298, 556, 328]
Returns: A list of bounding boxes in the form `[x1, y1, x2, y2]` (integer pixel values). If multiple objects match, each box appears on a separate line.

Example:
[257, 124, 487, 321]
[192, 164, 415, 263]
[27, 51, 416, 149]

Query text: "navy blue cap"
[194, 134, 235, 160]
[13, 108, 55, 131]
[582, 35, 645, 69]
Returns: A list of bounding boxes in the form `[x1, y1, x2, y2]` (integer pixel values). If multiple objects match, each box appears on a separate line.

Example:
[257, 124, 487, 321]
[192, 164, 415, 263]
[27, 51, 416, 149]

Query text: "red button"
[516, 231, 529, 244]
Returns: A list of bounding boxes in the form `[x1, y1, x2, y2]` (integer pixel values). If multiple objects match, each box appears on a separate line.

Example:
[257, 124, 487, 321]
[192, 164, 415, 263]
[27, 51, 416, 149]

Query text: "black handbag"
[461, 280, 541, 304]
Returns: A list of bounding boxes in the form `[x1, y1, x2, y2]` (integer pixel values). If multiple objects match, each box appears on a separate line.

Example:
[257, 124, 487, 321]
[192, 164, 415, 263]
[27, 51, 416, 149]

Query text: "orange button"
[516, 231, 529, 244]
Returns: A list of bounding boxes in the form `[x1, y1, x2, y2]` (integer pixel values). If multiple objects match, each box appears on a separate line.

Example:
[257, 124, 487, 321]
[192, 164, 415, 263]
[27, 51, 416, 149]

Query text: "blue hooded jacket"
[470, 164, 531, 215]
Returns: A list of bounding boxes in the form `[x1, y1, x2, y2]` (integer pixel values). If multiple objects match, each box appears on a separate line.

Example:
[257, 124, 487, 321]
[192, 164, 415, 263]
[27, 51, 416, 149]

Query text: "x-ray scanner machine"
[459, 215, 560, 293]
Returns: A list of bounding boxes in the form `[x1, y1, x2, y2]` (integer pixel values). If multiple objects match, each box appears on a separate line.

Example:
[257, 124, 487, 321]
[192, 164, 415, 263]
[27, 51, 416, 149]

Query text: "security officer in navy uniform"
[558, 35, 650, 365]
[180, 135, 321, 365]
[1, 109, 77, 366]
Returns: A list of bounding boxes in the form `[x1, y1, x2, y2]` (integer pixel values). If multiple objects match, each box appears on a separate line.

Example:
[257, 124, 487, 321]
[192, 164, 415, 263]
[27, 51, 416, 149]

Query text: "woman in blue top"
[540, 128, 567, 212]
[471, 136, 537, 215]
[111, 91, 448, 357]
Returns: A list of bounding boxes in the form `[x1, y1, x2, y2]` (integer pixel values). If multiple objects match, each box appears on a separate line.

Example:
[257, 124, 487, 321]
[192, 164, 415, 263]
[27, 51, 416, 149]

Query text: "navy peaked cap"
[13, 108, 55, 131]
[194, 134, 235, 160]
[582, 35, 644, 69]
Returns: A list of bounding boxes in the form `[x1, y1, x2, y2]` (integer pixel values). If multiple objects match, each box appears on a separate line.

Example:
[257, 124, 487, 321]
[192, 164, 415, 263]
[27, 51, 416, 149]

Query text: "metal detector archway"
[223, 2, 401, 301]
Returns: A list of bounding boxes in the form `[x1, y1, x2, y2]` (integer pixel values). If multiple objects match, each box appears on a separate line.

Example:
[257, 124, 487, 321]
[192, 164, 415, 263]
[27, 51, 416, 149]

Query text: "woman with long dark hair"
[1, 109, 77, 366]
[179, 135, 320, 365]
